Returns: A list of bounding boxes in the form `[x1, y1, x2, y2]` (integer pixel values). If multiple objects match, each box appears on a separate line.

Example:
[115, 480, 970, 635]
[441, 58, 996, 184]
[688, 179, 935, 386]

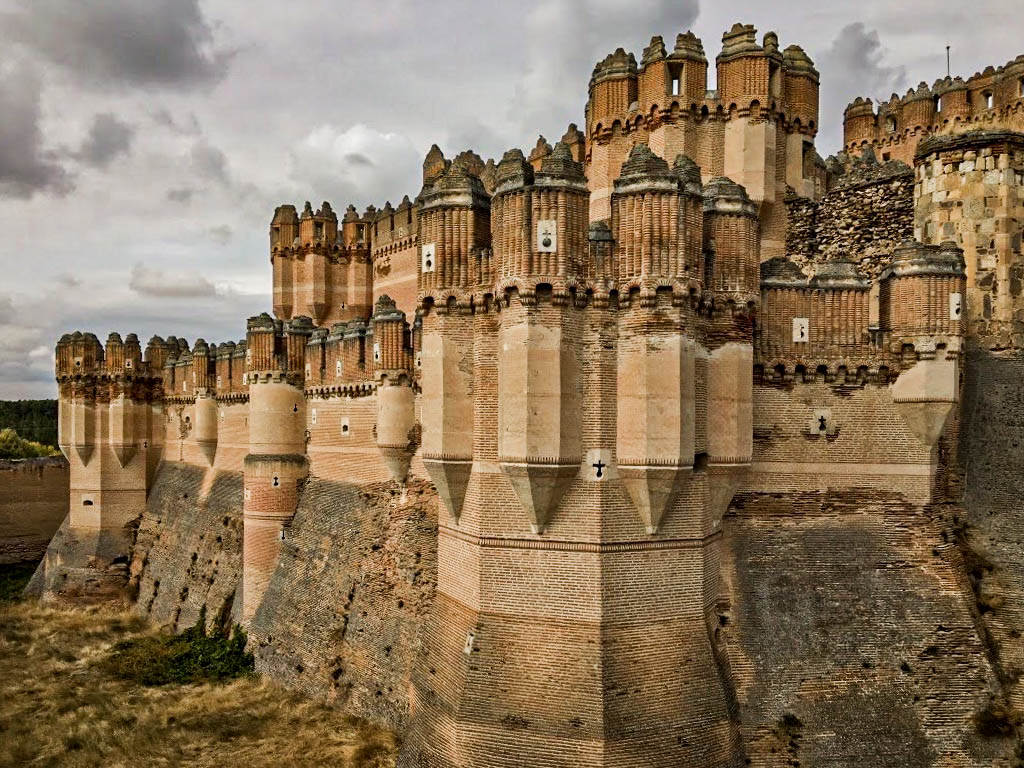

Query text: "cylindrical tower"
[242, 313, 309, 622]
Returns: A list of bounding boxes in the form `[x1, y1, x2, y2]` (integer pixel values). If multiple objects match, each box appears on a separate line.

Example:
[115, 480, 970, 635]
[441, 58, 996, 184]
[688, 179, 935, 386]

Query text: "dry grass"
[0, 600, 397, 767]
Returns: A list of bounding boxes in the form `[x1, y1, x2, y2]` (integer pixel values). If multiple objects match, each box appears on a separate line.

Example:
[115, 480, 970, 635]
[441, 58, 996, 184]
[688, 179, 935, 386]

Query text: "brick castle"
[27, 22, 1024, 768]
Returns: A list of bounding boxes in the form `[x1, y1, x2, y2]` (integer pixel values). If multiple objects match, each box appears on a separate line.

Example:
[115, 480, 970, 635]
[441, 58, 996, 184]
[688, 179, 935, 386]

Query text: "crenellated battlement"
[843, 54, 1024, 164]
[35, 22, 1024, 768]
[586, 22, 822, 256]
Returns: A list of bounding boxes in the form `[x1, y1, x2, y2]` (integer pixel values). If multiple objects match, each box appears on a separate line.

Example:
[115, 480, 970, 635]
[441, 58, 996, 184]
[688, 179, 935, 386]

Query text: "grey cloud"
[56, 273, 82, 289]
[343, 153, 374, 167]
[129, 263, 217, 298]
[190, 140, 229, 184]
[0, 62, 73, 199]
[512, 0, 699, 136]
[167, 188, 195, 204]
[209, 225, 232, 245]
[152, 109, 201, 135]
[1, 0, 230, 90]
[815, 23, 908, 154]
[0, 294, 15, 324]
[75, 113, 135, 169]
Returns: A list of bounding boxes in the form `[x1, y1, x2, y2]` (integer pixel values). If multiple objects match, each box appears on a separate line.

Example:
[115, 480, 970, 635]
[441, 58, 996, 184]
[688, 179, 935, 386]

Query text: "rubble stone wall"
[786, 159, 915, 278]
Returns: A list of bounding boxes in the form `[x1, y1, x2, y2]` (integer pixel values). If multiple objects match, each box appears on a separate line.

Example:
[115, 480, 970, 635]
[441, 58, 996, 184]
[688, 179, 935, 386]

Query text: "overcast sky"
[0, 0, 1018, 398]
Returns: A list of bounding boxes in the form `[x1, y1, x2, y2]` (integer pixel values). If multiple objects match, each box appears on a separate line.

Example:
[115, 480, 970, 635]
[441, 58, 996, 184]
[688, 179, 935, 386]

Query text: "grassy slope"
[0, 572, 397, 767]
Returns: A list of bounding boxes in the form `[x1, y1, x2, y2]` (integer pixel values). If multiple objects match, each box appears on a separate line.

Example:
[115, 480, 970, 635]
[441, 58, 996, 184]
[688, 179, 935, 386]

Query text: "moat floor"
[0, 582, 396, 767]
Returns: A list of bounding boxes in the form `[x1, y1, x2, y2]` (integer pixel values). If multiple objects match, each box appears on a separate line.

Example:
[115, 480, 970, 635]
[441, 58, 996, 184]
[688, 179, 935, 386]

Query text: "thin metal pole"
[947, 45, 951, 77]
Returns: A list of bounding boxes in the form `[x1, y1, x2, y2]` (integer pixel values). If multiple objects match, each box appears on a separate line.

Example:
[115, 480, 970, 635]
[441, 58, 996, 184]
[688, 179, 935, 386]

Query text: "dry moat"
[0, 563, 396, 768]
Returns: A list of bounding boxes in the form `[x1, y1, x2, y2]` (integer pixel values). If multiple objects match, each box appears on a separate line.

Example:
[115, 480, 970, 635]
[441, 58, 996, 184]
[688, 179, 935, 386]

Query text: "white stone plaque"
[792, 317, 809, 343]
[584, 448, 613, 482]
[537, 220, 557, 252]
[950, 292, 962, 319]
[336, 360, 343, 377]
[311, 408, 317, 425]
[421, 243, 436, 273]
[373, 342, 381, 362]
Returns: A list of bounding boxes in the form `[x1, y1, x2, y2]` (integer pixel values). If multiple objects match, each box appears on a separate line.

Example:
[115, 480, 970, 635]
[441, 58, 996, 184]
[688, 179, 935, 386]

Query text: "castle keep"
[28, 23, 1024, 768]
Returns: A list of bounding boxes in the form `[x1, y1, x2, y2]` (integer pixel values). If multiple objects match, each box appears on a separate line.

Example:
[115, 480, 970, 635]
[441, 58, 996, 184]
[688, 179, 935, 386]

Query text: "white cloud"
[287, 123, 422, 209]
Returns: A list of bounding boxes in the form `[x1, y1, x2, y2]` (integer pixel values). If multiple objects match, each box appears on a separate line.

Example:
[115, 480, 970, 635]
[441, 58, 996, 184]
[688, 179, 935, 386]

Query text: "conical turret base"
[379, 445, 414, 486]
[424, 457, 472, 524]
[499, 461, 578, 534]
[619, 463, 691, 534]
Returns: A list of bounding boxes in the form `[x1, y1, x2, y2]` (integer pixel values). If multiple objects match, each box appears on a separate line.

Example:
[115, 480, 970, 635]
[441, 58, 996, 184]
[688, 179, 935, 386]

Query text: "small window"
[882, 152, 891, 162]
[667, 62, 683, 97]
[984, 91, 993, 109]
[885, 115, 897, 132]
[1019, 79, 1024, 97]
[82, 499, 93, 506]
[935, 95, 942, 112]
[272, 476, 280, 487]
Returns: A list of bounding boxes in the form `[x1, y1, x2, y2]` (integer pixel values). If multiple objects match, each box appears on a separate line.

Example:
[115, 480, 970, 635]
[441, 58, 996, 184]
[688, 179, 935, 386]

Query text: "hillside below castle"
[24, 22, 1024, 768]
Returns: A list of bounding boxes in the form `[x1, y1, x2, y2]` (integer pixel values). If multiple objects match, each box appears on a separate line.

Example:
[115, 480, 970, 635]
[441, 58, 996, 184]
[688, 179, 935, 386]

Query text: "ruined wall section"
[130, 462, 244, 632]
[720, 368, 1014, 766]
[0, 457, 68, 564]
[959, 349, 1024, 711]
[723, 482, 1013, 767]
[248, 477, 437, 729]
[785, 157, 914, 278]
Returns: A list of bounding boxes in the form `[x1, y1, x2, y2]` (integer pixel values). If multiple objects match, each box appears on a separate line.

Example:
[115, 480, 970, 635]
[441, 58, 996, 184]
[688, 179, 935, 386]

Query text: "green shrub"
[0, 428, 58, 460]
[0, 561, 39, 602]
[103, 608, 254, 686]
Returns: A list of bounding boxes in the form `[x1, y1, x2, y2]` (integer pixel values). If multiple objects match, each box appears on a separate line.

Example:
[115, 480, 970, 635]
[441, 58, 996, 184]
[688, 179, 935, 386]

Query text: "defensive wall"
[23, 21, 1024, 768]
[0, 457, 68, 564]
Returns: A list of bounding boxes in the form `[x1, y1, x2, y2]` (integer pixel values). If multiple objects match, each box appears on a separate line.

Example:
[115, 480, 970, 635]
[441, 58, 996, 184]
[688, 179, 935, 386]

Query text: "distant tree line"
[0, 429, 58, 460]
[0, 400, 58, 448]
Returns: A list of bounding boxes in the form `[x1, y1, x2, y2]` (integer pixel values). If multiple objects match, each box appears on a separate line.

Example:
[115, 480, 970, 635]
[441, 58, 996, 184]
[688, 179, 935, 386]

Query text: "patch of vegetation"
[0, 560, 38, 601]
[0, 601, 397, 766]
[0, 427, 59, 459]
[974, 699, 1021, 737]
[0, 398, 57, 447]
[103, 608, 255, 686]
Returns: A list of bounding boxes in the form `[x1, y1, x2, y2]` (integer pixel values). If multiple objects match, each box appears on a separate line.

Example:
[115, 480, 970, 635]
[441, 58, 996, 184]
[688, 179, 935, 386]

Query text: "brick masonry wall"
[959, 349, 1024, 710]
[0, 456, 68, 564]
[724, 379, 1016, 766]
[722, 488, 1012, 767]
[247, 476, 437, 729]
[131, 462, 244, 632]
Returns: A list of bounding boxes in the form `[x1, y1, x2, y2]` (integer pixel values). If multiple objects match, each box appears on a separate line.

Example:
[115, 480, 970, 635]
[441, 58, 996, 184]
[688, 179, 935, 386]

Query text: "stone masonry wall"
[786, 157, 914, 278]
[248, 477, 437, 730]
[0, 457, 68, 564]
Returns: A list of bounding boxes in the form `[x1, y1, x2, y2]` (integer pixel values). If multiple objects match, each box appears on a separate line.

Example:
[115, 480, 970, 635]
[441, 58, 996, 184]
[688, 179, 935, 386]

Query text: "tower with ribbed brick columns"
[402, 140, 752, 768]
[241, 313, 311, 621]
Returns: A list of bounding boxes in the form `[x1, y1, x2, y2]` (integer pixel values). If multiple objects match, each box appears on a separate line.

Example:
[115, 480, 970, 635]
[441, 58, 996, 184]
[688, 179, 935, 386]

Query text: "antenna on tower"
[946, 45, 951, 77]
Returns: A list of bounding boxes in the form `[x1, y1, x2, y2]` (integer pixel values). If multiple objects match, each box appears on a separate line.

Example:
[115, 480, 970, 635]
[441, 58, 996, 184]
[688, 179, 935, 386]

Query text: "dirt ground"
[0, 573, 397, 768]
